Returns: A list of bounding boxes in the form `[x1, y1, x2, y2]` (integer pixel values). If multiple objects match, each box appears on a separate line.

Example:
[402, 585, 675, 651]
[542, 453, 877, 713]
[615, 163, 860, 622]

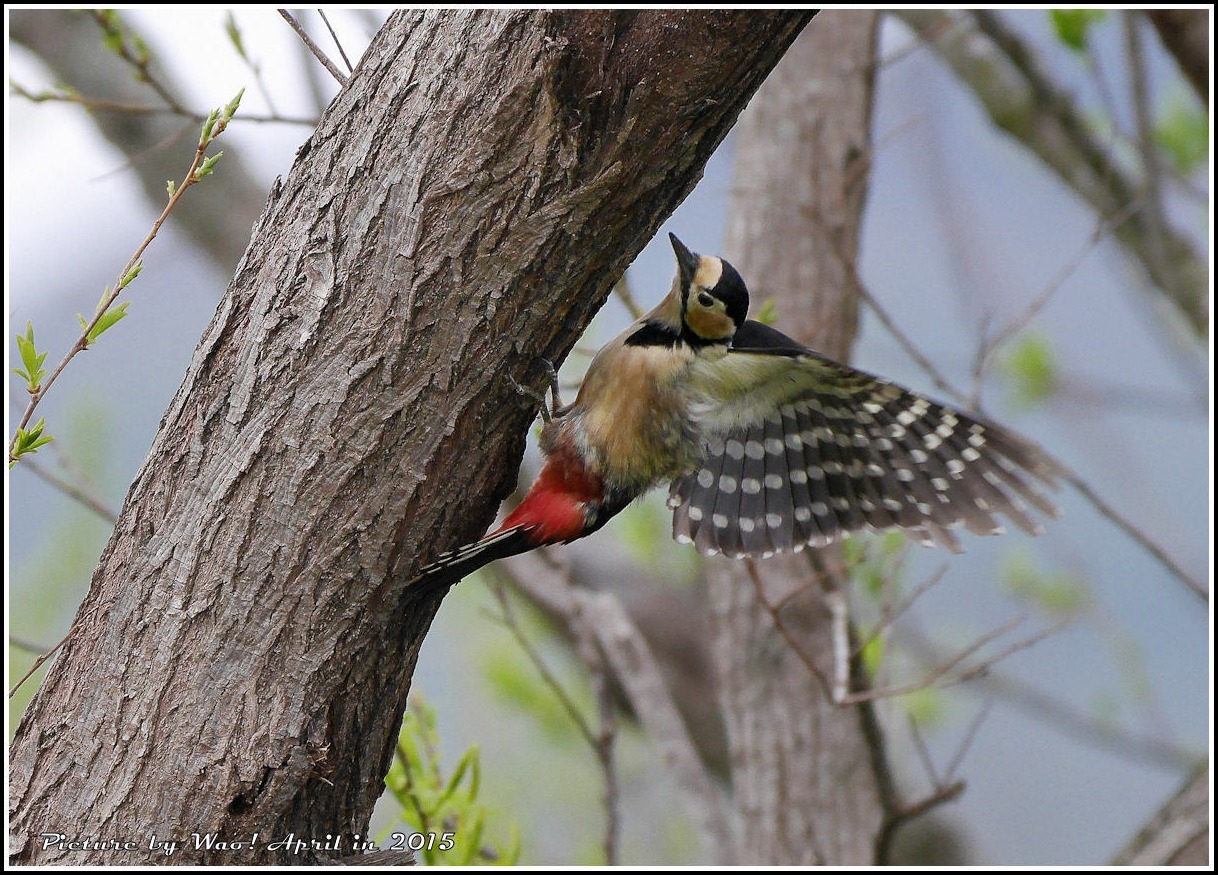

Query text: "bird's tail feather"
[405, 525, 537, 593]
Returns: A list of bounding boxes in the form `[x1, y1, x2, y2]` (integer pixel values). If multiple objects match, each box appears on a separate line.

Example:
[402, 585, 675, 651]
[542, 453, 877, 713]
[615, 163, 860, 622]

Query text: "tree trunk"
[708, 12, 889, 865]
[1112, 761, 1209, 866]
[8, 9, 813, 865]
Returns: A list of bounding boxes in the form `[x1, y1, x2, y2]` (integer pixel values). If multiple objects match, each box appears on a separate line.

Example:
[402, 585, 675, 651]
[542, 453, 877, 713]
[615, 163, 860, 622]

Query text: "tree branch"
[498, 551, 738, 864]
[8, 10, 812, 865]
[892, 9, 1208, 338]
[1144, 10, 1209, 102]
[10, 9, 268, 269]
[1112, 761, 1209, 865]
[710, 13, 887, 864]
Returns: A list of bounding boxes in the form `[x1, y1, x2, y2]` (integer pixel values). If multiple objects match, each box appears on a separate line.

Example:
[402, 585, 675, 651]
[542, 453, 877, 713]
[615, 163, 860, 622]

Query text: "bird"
[409, 233, 1063, 590]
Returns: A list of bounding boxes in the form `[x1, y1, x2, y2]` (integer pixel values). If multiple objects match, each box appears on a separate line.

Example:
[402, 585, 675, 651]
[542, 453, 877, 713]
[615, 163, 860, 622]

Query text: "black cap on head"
[712, 259, 749, 328]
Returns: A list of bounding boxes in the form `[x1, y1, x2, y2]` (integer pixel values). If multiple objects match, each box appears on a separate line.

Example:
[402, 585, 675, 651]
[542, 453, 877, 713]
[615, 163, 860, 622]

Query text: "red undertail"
[498, 444, 603, 545]
[407, 442, 603, 592]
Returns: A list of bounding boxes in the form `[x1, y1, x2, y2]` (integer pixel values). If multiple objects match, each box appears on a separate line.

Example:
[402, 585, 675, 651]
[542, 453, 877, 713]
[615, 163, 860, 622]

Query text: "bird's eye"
[697, 291, 715, 308]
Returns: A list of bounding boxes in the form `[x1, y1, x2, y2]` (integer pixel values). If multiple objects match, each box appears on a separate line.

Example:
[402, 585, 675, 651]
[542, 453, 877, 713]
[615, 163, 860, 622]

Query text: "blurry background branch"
[892, 9, 1209, 339]
[10, 8, 267, 269]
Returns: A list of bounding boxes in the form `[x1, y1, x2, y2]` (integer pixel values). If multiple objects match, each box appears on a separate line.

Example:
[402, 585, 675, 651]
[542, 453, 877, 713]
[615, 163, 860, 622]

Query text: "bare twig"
[576, 588, 738, 865]
[564, 573, 621, 865]
[318, 9, 355, 74]
[9, 82, 314, 125]
[8, 97, 239, 465]
[908, 713, 941, 786]
[900, 624, 1197, 771]
[8, 97, 237, 465]
[394, 739, 434, 836]
[944, 696, 995, 783]
[764, 559, 1073, 707]
[973, 201, 1143, 390]
[743, 561, 835, 699]
[498, 552, 738, 864]
[844, 256, 968, 406]
[875, 779, 966, 864]
[1064, 472, 1206, 602]
[485, 579, 620, 862]
[278, 9, 350, 86]
[853, 566, 948, 661]
[9, 637, 51, 655]
[745, 559, 1060, 706]
[893, 8, 1208, 336]
[20, 458, 118, 524]
[1123, 12, 1177, 301]
[485, 581, 597, 750]
[9, 626, 75, 698]
[825, 203, 1206, 601]
[612, 275, 644, 321]
[89, 10, 186, 114]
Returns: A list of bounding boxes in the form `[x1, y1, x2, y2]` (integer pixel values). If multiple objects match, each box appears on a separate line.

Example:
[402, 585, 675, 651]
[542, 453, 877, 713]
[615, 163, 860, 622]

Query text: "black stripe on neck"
[624, 321, 681, 348]
[624, 320, 730, 350]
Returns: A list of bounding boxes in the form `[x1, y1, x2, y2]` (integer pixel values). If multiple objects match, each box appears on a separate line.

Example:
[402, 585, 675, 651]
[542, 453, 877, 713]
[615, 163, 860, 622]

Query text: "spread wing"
[668, 321, 1064, 557]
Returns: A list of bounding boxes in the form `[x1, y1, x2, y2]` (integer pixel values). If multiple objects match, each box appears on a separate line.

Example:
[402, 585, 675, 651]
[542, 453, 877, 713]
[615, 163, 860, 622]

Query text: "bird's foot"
[508, 358, 571, 423]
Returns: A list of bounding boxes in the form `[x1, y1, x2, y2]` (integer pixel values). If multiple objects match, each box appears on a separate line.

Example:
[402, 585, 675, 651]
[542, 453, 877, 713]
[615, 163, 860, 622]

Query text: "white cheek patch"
[693, 257, 723, 292]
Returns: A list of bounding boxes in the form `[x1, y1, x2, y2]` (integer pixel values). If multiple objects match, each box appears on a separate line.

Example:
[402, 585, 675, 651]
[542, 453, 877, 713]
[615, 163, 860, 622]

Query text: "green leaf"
[224, 87, 245, 121]
[861, 633, 886, 676]
[482, 641, 584, 745]
[615, 499, 667, 562]
[1049, 9, 1106, 53]
[500, 823, 522, 866]
[752, 298, 778, 326]
[12, 418, 54, 462]
[1001, 333, 1058, 410]
[436, 746, 476, 810]
[86, 302, 130, 345]
[1156, 97, 1208, 175]
[98, 10, 123, 53]
[386, 693, 519, 866]
[460, 810, 485, 866]
[1001, 550, 1089, 617]
[841, 535, 866, 568]
[879, 530, 907, 556]
[199, 108, 219, 146]
[120, 260, 143, 289]
[166, 178, 176, 196]
[132, 33, 150, 66]
[224, 12, 248, 60]
[903, 686, 946, 729]
[194, 151, 224, 180]
[13, 322, 48, 390]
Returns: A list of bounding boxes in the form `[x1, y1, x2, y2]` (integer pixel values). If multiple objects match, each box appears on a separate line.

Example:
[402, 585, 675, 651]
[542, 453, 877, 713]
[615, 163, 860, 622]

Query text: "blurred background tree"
[8, 8, 1208, 866]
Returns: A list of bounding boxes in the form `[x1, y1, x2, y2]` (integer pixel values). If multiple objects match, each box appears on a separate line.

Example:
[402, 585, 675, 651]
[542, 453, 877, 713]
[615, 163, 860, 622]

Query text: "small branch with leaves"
[8, 89, 243, 468]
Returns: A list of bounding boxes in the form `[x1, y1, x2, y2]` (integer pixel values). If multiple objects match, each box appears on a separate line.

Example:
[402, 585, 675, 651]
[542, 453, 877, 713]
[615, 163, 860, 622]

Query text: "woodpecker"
[411, 234, 1063, 589]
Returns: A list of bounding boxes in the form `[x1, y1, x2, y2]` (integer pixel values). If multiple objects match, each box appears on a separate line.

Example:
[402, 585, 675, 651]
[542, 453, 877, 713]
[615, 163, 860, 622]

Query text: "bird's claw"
[537, 357, 570, 418]
[508, 357, 570, 424]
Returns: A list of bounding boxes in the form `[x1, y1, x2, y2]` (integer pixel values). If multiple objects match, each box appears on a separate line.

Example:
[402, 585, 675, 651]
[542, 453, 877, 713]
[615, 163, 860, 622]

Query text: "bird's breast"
[566, 342, 701, 491]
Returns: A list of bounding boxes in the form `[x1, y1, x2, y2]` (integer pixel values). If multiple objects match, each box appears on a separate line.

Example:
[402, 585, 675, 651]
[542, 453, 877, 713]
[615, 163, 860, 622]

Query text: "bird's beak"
[669, 233, 700, 287]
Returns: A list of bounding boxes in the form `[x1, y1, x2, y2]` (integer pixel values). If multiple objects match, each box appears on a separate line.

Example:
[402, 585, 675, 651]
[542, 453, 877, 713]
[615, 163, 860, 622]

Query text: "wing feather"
[673, 329, 1062, 558]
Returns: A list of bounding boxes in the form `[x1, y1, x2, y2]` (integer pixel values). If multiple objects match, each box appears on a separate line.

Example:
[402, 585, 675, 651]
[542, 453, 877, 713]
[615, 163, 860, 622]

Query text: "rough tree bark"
[8, 9, 813, 865]
[707, 13, 889, 865]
